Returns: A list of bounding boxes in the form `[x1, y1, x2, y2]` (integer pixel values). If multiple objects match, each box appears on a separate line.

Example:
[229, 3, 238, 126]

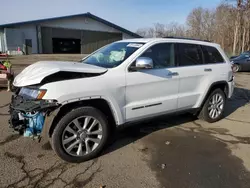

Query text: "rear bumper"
[227, 76, 235, 98]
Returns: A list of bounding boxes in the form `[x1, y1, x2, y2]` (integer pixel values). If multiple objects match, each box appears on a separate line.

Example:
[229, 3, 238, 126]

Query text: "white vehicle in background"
[9, 37, 234, 163]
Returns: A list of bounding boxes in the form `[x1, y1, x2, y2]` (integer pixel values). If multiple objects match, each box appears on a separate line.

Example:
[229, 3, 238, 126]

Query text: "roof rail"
[164, 36, 211, 43]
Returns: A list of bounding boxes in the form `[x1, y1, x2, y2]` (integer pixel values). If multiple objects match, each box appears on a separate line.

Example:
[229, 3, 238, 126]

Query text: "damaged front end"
[9, 89, 59, 139]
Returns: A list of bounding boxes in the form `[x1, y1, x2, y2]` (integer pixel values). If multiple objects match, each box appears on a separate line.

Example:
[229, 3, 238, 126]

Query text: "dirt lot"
[1, 55, 250, 188]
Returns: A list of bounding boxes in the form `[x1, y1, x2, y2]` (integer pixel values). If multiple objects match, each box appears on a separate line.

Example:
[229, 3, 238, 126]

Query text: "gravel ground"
[1, 55, 250, 188]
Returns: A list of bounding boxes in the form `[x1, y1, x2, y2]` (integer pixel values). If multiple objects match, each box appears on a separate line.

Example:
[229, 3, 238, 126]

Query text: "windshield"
[81, 42, 145, 68]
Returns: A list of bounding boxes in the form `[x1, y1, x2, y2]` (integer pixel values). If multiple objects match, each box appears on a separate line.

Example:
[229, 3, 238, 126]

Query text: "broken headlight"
[19, 87, 47, 99]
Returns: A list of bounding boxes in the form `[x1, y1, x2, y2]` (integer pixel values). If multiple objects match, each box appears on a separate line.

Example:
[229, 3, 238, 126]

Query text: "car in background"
[231, 52, 250, 72]
[230, 51, 250, 60]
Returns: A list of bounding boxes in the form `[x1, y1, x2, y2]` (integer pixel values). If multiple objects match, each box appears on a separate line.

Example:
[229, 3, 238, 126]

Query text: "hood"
[13, 61, 107, 87]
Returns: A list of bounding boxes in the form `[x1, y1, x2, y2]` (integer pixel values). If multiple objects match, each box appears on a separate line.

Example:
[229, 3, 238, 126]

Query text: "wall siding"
[5, 25, 38, 53]
[41, 27, 52, 53]
[40, 16, 134, 40]
[0, 29, 3, 52]
[3, 15, 136, 54]
[5, 28, 23, 51]
[81, 30, 122, 54]
[122, 33, 134, 39]
[40, 16, 121, 33]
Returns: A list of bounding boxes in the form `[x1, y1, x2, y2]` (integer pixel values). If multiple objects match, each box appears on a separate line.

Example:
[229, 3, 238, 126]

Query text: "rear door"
[175, 43, 209, 110]
[176, 43, 227, 110]
[201, 44, 230, 88]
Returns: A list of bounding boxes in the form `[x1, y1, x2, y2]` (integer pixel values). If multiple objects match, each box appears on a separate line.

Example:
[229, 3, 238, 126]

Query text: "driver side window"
[139, 43, 176, 69]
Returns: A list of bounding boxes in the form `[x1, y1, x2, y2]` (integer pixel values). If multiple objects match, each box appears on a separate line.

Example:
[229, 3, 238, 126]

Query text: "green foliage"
[3, 60, 12, 68]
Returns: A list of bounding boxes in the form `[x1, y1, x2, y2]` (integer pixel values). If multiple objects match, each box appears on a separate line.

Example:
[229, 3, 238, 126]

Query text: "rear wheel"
[52, 107, 109, 163]
[199, 88, 226, 123]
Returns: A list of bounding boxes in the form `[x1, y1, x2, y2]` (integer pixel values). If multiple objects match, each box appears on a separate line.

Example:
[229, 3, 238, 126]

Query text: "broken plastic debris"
[161, 164, 166, 169]
[165, 141, 170, 145]
[138, 145, 148, 152]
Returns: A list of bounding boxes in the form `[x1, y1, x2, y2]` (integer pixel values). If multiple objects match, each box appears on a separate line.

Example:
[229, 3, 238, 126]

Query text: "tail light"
[229, 62, 235, 82]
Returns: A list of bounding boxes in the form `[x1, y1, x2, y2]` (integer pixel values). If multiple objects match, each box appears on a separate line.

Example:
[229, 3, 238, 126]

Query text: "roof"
[0, 12, 141, 38]
[121, 38, 219, 46]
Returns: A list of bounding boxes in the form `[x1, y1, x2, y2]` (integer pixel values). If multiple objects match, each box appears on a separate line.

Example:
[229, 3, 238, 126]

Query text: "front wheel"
[52, 107, 109, 163]
[233, 64, 241, 72]
[199, 88, 226, 123]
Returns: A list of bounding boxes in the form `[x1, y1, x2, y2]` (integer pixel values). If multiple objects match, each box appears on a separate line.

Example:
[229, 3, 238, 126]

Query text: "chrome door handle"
[204, 68, 212, 72]
[168, 72, 179, 76]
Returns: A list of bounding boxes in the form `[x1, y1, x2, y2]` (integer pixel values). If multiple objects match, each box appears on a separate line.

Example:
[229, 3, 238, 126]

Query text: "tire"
[51, 106, 109, 163]
[234, 64, 241, 72]
[199, 88, 226, 123]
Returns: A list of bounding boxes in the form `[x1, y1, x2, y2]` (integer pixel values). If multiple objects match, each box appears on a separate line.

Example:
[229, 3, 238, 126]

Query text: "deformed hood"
[13, 61, 107, 87]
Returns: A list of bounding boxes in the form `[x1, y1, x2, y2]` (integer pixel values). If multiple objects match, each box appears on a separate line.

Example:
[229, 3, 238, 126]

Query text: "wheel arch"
[46, 98, 121, 138]
[199, 81, 229, 109]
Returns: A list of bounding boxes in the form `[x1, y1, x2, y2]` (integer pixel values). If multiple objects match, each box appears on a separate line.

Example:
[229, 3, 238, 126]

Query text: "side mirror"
[135, 57, 153, 69]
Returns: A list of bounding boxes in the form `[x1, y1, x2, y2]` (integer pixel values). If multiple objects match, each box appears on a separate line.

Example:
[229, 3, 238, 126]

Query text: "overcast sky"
[0, 0, 222, 31]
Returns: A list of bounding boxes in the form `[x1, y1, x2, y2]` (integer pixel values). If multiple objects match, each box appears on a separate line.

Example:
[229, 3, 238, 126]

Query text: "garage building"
[0, 12, 141, 54]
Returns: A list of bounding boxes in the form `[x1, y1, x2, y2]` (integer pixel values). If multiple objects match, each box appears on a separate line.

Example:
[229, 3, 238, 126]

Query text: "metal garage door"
[81, 30, 122, 54]
[41, 27, 81, 54]
[41, 27, 122, 54]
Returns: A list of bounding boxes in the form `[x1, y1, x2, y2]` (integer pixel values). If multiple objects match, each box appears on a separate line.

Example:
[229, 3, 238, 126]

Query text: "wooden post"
[6, 59, 13, 92]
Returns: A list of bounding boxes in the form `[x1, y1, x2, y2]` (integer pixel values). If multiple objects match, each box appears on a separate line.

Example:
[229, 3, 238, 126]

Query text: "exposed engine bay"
[9, 94, 59, 139]
[40, 71, 103, 84]
[9, 68, 106, 139]
[9, 60, 108, 142]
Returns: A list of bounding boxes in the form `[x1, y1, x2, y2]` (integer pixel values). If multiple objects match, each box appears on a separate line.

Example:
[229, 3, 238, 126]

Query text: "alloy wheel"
[208, 93, 224, 119]
[62, 116, 103, 156]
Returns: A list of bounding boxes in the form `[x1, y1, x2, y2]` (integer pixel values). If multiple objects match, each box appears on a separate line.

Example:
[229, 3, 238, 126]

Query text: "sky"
[0, 0, 222, 32]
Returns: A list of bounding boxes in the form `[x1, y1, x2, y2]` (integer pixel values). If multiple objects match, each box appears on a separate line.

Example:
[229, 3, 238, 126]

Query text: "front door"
[125, 43, 179, 122]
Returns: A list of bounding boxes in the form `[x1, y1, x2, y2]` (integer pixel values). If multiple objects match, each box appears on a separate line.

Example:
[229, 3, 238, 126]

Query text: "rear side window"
[202, 45, 225, 64]
[178, 43, 203, 66]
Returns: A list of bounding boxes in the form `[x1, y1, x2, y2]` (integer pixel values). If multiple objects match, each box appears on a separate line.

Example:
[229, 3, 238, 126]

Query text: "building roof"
[0, 12, 141, 38]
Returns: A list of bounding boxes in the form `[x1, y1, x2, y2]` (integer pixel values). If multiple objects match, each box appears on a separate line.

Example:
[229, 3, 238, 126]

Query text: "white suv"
[10, 38, 234, 163]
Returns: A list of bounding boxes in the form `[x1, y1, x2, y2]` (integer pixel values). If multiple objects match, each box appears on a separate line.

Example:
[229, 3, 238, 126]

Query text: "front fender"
[41, 108, 60, 140]
[42, 96, 124, 138]
[59, 95, 124, 125]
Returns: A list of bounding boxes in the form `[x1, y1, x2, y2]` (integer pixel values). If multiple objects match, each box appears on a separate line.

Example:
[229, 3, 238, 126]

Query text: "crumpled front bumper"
[9, 94, 59, 136]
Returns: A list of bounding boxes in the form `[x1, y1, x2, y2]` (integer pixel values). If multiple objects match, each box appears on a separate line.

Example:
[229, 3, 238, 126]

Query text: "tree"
[136, 0, 250, 55]
[186, 7, 203, 39]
